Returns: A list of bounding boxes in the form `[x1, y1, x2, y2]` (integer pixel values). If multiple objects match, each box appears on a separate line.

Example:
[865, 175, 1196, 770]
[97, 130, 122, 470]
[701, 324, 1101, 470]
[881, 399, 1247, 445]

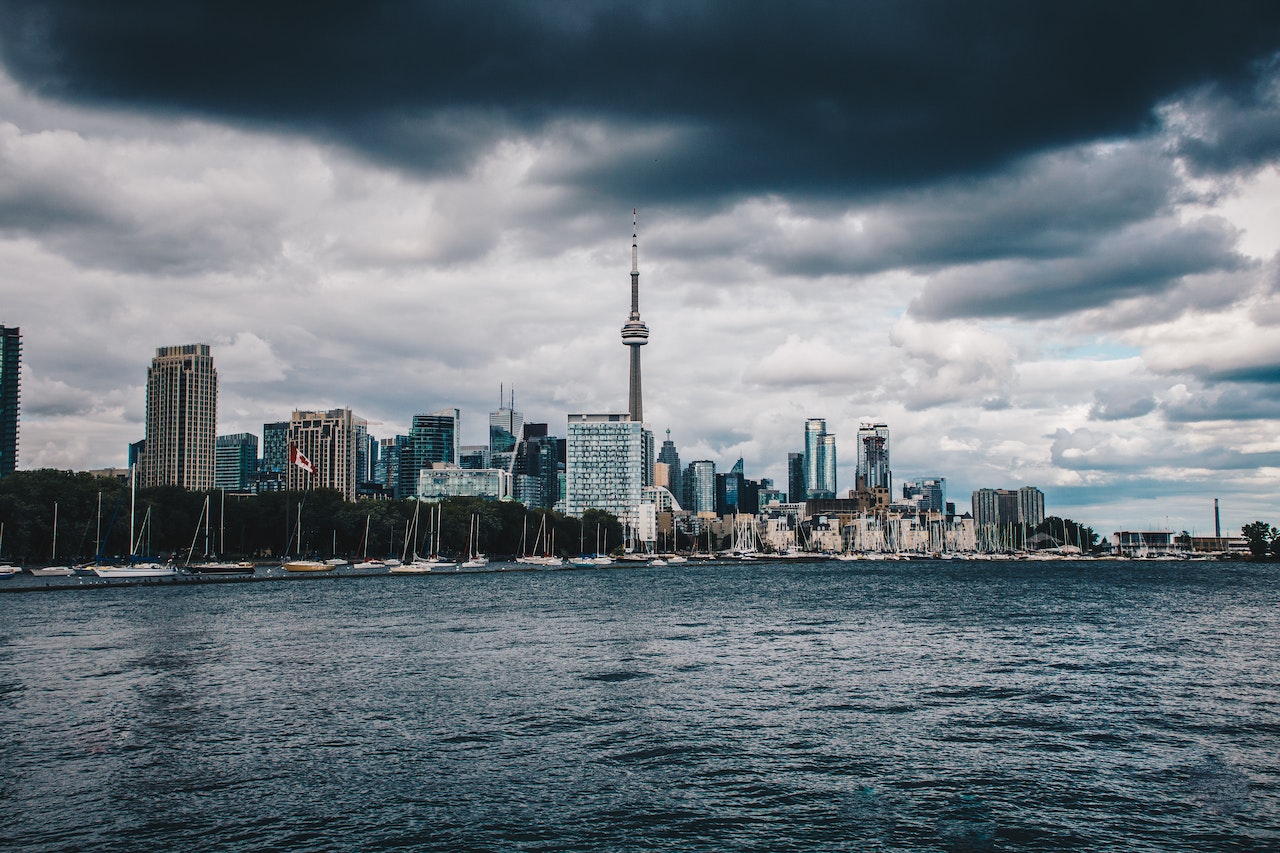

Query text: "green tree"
[1241, 521, 1275, 558]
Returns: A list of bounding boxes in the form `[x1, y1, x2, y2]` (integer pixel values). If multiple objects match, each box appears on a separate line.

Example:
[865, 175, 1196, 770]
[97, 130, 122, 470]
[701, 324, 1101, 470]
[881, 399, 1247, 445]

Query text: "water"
[2, 560, 1278, 851]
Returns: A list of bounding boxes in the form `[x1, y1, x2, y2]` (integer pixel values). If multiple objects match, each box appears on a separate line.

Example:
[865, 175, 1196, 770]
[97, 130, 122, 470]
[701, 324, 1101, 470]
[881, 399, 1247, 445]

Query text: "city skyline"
[2, 4, 1280, 535]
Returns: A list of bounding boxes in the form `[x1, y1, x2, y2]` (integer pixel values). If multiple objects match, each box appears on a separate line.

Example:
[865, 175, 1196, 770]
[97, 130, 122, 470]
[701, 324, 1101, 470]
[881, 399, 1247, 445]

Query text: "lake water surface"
[2, 559, 1278, 851]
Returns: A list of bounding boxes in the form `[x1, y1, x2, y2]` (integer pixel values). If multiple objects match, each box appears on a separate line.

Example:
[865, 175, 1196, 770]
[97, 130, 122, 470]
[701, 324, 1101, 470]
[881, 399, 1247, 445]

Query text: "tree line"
[0, 469, 623, 565]
[1241, 521, 1280, 559]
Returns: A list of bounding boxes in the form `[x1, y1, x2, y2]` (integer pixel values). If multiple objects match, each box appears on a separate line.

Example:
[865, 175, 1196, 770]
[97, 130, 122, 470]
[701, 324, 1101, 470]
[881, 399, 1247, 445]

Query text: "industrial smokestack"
[1214, 498, 1221, 539]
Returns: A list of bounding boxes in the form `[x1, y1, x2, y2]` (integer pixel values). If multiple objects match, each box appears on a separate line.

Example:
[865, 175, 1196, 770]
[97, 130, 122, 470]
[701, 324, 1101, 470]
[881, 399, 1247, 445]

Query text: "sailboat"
[324, 529, 347, 566]
[517, 514, 561, 566]
[95, 469, 177, 577]
[30, 502, 75, 576]
[569, 524, 595, 567]
[352, 516, 385, 570]
[392, 502, 452, 572]
[461, 513, 488, 568]
[283, 499, 331, 572]
[188, 493, 252, 574]
[516, 514, 545, 565]
[591, 525, 614, 565]
[0, 522, 18, 576]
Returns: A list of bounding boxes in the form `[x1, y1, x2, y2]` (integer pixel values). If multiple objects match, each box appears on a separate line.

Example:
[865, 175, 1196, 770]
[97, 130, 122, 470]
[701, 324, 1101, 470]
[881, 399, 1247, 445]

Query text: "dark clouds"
[2, 0, 1279, 203]
[909, 216, 1250, 320]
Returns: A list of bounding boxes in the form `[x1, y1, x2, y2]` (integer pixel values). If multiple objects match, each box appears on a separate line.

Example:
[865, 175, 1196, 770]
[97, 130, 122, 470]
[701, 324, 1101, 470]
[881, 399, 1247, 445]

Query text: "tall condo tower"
[0, 326, 19, 478]
[143, 343, 217, 489]
[621, 210, 649, 422]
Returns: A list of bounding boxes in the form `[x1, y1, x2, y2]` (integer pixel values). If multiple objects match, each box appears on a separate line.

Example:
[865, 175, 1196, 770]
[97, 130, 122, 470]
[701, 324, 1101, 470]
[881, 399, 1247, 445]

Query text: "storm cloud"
[3, 1, 1280, 533]
[2, 0, 1280, 202]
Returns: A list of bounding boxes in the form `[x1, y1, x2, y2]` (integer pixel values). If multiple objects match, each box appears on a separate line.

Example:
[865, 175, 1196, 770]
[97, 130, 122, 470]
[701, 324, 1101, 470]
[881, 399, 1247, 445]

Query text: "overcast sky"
[2, 1, 1280, 535]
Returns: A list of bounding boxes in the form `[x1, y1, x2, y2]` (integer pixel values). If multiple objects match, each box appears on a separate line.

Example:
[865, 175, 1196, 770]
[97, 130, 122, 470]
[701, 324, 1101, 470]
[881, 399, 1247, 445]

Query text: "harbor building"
[416, 464, 512, 502]
[215, 433, 258, 491]
[286, 407, 359, 500]
[565, 413, 645, 526]
[142, 343, 217, 490]
[0, 325, 19, 478]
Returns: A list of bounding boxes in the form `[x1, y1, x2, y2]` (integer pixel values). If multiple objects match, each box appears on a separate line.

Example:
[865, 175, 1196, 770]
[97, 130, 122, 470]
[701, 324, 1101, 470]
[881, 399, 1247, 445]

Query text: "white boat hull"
[94, 564, 177, 578]
[283, 560, 332, 572]
[31, 566, 75, 576]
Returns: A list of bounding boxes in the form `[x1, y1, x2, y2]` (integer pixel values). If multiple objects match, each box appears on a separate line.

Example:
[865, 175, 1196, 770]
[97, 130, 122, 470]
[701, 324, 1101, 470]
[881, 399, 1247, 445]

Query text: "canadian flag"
[289, 444, 317, 475]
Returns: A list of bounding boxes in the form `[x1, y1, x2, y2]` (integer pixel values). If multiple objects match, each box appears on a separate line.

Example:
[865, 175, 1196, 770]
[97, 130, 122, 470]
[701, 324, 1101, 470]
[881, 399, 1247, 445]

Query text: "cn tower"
[621, 209, 649, 422]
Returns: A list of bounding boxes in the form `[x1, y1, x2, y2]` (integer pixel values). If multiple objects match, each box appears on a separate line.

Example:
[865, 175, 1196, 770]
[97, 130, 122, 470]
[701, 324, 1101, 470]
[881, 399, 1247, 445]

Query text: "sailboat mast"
[129, 464, 136, 560]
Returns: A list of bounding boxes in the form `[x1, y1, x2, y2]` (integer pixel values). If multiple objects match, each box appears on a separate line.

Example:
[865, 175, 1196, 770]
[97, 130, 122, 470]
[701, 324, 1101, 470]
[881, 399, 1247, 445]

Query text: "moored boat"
[94, 562, 176, 578]
[188, 561, 254, 574]
[30, 565, 75, 576]
[283, 559, 332, 572]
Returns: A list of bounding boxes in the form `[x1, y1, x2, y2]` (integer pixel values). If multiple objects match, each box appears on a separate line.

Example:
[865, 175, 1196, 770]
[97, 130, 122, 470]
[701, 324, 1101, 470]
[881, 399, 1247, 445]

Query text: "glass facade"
[657, 430, 682, 501]
[804, 419, 836, 500]
[565, 414, 644, 524]
[416, 466, 511, 501]
[903, 477, 946, 512]
[398, 409, 459, 499]
[683, 460, 716, 515]
[215, 432, 258, 491]
[787, 451, 805, 503]
[489, 404, 523, 455]
[262, 421, 289, 472]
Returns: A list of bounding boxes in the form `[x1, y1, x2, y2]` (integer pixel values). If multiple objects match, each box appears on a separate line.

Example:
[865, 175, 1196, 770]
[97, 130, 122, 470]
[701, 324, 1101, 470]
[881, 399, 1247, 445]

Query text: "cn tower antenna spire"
[621, 208, 649, 422]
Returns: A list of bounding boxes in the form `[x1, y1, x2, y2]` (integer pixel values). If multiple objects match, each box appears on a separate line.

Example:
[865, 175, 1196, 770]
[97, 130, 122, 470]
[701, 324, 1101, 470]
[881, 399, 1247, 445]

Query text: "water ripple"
[2, 560, 1279, 851]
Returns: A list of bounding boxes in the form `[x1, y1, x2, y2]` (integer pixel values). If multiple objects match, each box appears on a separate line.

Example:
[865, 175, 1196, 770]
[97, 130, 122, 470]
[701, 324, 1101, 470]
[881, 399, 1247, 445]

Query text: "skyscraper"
[903, 477, 946, 512]
[489, 385, 523, 454]
[1017, 486, 1045, 527]
[215, 433, 259, 491]
[519, 432, 562, 509]
[621, 211, 650, 422]
[398, 409, 460, 499]
[972, 486, 1043, 529]
[787, 451, 805, 503]
[803, 419, 836, 500]
[657, 429, 682, 500]
[856, 422, 891, 493]
[683, 460, 717, 515]
[286, 407, 359, 500]
[0, 326, 19, 478]
[262, 421, 289, 472]
[565, 413, 645, 525]
[142, 343, 217, 489]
